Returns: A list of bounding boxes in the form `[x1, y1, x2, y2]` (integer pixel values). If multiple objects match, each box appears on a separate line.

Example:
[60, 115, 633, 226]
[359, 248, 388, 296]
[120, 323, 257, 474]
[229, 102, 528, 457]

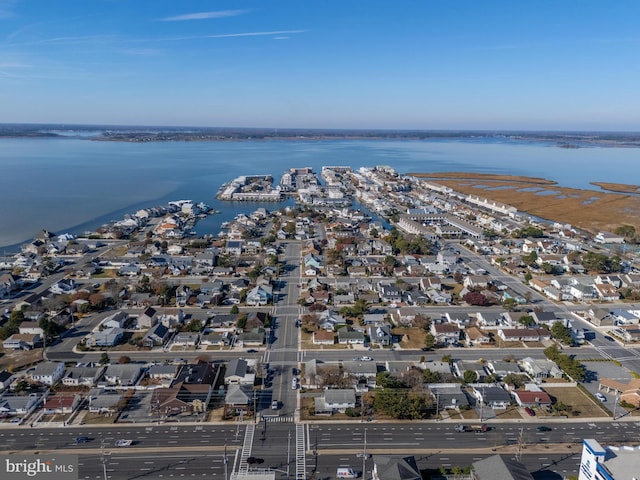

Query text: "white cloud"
[159, 10, 249, 22]
[203, 30, 305, 39]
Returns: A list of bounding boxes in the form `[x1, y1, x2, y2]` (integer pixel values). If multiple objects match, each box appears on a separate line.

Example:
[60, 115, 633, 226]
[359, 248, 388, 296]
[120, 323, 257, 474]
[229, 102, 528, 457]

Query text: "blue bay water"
[0, 137, 638, 250]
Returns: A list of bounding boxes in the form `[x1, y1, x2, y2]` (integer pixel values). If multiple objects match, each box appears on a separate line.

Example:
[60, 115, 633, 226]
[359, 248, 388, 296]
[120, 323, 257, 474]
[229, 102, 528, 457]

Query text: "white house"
[30, 362, 66, 386]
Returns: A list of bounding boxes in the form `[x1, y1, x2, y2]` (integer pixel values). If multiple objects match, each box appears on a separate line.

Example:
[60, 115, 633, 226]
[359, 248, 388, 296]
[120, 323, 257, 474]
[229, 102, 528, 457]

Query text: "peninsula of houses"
[1, 165, 640, 428]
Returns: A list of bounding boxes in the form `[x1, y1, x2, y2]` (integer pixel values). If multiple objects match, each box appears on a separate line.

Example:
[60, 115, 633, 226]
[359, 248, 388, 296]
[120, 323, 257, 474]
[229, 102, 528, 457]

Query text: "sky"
[1, 0, 639, 131]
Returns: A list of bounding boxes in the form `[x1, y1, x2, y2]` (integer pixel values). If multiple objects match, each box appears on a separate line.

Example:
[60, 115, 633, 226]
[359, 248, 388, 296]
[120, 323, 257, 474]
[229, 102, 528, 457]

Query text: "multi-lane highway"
[2, 420, 639, 479]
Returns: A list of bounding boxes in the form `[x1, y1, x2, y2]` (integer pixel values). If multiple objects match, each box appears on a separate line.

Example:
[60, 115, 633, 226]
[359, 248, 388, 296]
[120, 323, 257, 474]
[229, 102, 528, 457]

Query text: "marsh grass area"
[411, 173, 640, 233]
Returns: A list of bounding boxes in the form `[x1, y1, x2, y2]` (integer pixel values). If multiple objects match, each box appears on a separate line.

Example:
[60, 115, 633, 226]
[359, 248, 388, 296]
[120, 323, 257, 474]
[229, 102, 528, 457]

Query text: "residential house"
[318, 310, 346, 331]
[337, 328, 365, 345]
[246, 285, 272, 306]
[224, 384, 253, 415]
[372, 455, 422, 480]
[368, 325, 393, 346]
[342, 361, 378, 387]
[87, 389, 123, 414]
[158, 308, 185, 328]
[0, 393, 40, 416]
[593, 283, 621, 302]
[144, 323, 171, 347]
[225, 359, 255, 386]
[200, 331, 229, 347]
[464, 275, 489, 289]
[136, 307, 158, 329]
[472, 455, 534, 480]
[429, 384, 469, 410]
[3, 333, 41, 350]
[62, 366, 104, 387]
[431, 322, 461, 345]
[569, 282, 596, 301]
[18, 321, 44, 336]
[378, 282, 402, 304]
[102, 364, 142, 386]
[30, 362, 65, 386]
[485, 360, 521, 379]
[498, 328, 551, 343]
[472, 385, 511, 409]
[586, 308, 616, 327]
[237, 328, 265, 347]
[43, 393, 81, 415]
[86, 327, 124, 347]
[103, 311, 129, 329]
[314, 388, 356, 414]
[453, 360, 486, 382]
[465, 326, 492, 346]
[511, 389, 553, 408]
[0, 370, 13, 392]
[614, 325, 640, 342]
[172, 332, 201, 349]
[312, 330, 335, 345]
[147, 364, 179, 386]
[50, 278, 76, 295]
[520, 357, 563, 380]
[476, 311, 505, 328]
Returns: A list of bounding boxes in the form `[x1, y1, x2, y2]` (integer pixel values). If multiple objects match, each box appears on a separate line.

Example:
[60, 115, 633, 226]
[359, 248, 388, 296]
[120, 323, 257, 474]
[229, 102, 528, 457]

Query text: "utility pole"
[361, 428, 367, 479]
[515, 427, 525, 461]
[287, 430, 291, 478]
[223, 441, 228, 480]
[101, 438, 107, 480]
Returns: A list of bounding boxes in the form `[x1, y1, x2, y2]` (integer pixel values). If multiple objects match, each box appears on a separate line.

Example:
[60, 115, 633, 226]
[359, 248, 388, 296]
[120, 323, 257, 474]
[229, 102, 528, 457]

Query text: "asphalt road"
[1, 419, 638, 479]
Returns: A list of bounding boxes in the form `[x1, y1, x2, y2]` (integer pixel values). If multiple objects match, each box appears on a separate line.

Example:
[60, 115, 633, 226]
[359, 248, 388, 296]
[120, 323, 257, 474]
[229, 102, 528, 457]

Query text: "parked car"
[524, 407, 535, 416]
[247, 349, 258, 353]
[596, 393, 607, 402]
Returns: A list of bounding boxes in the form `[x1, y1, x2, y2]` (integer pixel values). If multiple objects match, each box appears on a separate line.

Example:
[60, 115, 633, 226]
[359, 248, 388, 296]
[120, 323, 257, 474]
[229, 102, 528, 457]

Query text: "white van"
[336, 468, 358, 478]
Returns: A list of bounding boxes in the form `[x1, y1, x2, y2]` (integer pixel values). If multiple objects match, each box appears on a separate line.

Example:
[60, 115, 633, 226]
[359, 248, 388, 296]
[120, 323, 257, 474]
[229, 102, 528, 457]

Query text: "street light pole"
[361, 428, 367, 479]
[223, 441, 228, 480]
[287, 430, 291, 478]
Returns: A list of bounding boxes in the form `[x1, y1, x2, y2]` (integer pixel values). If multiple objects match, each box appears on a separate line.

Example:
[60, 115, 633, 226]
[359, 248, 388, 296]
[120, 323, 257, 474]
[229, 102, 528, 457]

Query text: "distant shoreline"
[2, 124, 640, 148]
